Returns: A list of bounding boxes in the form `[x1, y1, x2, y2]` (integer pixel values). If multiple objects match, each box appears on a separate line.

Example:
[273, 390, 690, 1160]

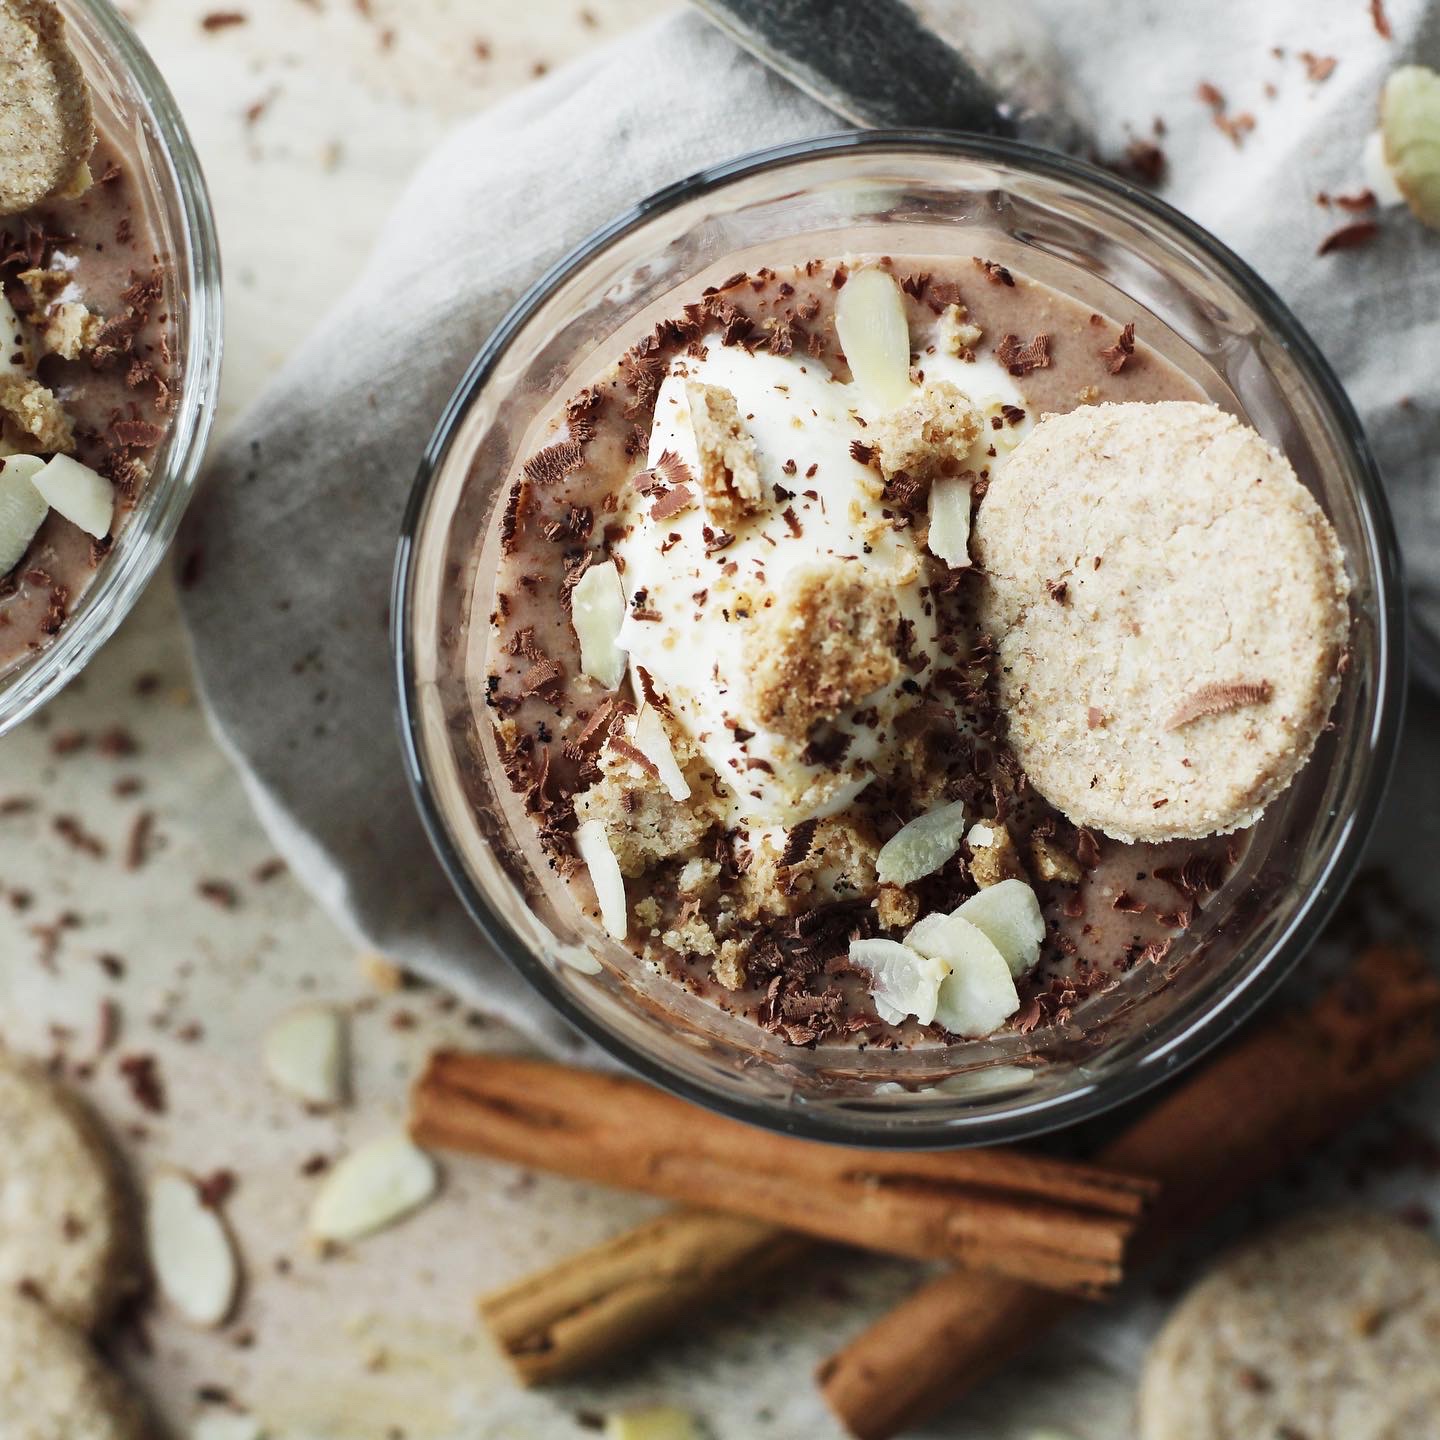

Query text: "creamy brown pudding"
[0, 2, 177, 672]
[474, 251, 1339, 1049]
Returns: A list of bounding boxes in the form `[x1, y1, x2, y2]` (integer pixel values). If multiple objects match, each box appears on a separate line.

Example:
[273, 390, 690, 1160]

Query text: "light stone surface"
[0, 2, 1437, 1438]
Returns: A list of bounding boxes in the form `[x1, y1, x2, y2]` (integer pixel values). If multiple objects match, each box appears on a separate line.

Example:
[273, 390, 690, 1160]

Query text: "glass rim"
[393, 128, 1408, 1147]
[0, 0, 224, 735]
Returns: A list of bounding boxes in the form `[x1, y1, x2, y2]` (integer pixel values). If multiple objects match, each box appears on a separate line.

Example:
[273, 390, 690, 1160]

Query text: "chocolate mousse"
[477, 252, 1348, 1049]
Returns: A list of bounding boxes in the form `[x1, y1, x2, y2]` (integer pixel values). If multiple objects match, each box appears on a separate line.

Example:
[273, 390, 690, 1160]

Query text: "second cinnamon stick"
[817, 945, 1440, 1440]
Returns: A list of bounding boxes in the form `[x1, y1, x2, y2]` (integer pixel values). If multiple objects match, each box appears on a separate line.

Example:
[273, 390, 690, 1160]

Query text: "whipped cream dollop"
[611, 305, 1027, 828]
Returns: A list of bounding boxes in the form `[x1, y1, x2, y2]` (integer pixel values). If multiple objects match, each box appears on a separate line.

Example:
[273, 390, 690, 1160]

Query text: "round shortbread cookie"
[0, 1055, 138, 1332]
[0, 0, 95, 216]
[0, 1293, 149, 1440]
[1138, 1211, 1440, 1440]
[973, 401, 1350, 842]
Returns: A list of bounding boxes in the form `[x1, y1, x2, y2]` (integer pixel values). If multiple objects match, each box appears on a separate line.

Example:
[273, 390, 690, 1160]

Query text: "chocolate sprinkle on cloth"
[180, 3, 1435, 1051]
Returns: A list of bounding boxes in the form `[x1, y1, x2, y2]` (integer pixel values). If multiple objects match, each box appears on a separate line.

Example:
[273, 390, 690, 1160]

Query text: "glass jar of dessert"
[397, 133, 1404, 1145]
[0, 0, 221, 734]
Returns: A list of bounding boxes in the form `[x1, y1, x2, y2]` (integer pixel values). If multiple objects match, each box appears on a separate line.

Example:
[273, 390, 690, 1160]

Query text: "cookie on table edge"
[1137, 1210, 1440, 1440]
[0, 1051, 141, 1332]
[973, 401, 1350, 843]
[0, 1290, 150, 1440]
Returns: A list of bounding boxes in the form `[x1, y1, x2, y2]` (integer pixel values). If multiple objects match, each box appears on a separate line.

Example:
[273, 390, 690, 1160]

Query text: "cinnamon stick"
[410, 1053, 1158, 1296]
[818, 945, 1440, 1440]
[480, 1209, 808, 1385]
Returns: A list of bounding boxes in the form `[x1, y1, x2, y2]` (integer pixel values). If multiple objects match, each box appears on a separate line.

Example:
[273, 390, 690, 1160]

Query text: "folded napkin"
[178, 0, 1435, 1046]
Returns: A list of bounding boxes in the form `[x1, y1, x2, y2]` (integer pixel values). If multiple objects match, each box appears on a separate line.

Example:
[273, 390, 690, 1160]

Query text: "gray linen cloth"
[178, 1, 1437, 1047]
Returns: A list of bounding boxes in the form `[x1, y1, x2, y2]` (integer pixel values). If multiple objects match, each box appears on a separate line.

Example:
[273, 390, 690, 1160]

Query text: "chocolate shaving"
[1099, 322, 1136, 375]
[519, 656, 565, 700]
[541, 505, 593, 543]
[650, 484, 695, 521]
[994, 332, 1051, 376]
[972, 258, 1015, 287]
[1370, 0, 1392, 39]
[1318, 221, 1379, 256]
[1300, 51, 1337, 82]
[1165, 679, 1273, 730]
[1045, 578, 1068, 604]
[654, 449, 693, 488]
[849, 440, 878, 467]
[779, 819, 819, 868]
[607, 735, 659, 780]
[523, 439, 584, 486]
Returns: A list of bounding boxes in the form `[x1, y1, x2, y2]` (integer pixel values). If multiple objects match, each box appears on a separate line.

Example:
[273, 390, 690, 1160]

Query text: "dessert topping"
[569, 558, 627, 690]
[833, 266, 913, 411]
[574, 817, 628, 939]
[874, 798, 968, 887]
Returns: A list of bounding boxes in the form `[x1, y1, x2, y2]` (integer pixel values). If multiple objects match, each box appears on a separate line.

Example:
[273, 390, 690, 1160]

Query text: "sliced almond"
[575, 817, 628, 940]
[908, 913, 1020, 1037]
[604, 1408, 703, 1440]
[632, 705, 690, 802]
[1381, 65, 1440, 229]
[836, 267, 913, 413]
[848, 936, 950, 1027]
[927, 473, 973, 568]
[146, 1170, 240, 1328]
[954, 877, 1046, 977]
[875, 799, 967, 887]
[308, 1134, 437, 1243]
[570, 558, 627, 690]
[0, 453, 47, 574]
[30, 453, 112, 537]
[262, 1004, 346, 1108]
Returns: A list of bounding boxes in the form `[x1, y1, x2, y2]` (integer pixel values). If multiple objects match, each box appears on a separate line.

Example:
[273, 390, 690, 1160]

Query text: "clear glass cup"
[395, 133, 1405, 1146]
[0, 0, 222, 735]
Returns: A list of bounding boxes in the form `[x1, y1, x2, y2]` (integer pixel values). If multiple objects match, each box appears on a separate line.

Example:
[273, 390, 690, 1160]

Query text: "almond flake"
[146, 1170, 240, 1327]
[954, 877, 1046, 977]
[308, 1134, 437, 1243]
[30, 453, 113, 537]
[575, 818, 628, 940]
[848, 937, 949, 1026]
[875, 799, 967, 886]
[926, 473, 972, 568]
[262, 1004, 347, 1108]
[570, 559, 627, 690]
[834, 267, 913, 412]
[631, 705, 690, 802]
[0, 454, 48, 574]
[904, 912, 1019, 1036]
[1380, 65, 1440, 229]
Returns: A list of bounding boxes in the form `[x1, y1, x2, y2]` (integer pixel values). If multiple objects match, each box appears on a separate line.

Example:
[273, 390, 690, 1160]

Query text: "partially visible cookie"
[0, 0, 95, 217]
[0, 1292, 149, 1440]
[1138, 1211, 1440, 1440]
[973, 401, 1350, 842]
[0, 1054, 139, 1332]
